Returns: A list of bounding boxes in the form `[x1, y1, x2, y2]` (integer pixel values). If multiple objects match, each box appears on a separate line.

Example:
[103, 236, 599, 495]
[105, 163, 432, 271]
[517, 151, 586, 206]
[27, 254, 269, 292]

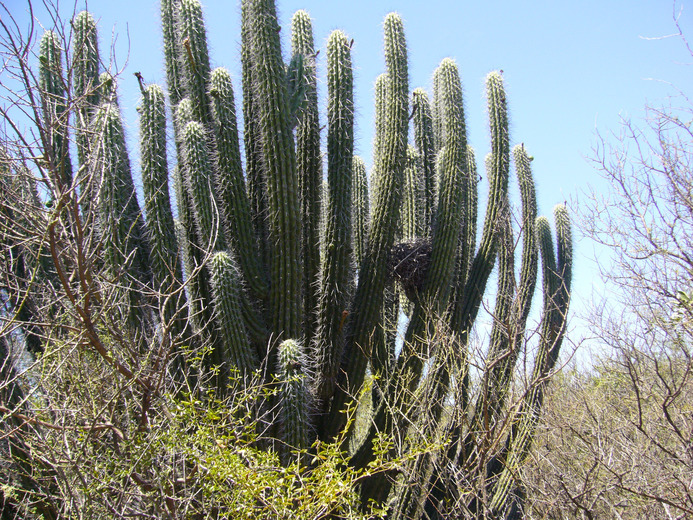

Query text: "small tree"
[524, 16, 693, 520]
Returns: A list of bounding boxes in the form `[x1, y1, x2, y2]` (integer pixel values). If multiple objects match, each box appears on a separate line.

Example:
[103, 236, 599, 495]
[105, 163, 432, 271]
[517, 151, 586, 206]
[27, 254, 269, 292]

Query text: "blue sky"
[6, 0, 693, 353]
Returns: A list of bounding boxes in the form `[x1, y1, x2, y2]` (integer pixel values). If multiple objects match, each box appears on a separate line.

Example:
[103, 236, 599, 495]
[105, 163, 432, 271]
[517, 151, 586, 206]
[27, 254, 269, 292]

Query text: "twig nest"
[389, 238, 432, 300]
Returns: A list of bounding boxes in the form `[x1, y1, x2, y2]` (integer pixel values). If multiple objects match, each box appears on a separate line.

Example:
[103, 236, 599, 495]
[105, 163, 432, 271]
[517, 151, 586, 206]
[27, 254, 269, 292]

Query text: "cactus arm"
[469, 195, 514, 434]
[140, 84, 183, 299]
[72, 10, 101, 193]
[450, 71, 510, 341]
[411, 88, 437, 235]
[397, 58, 467, 400]
[402, 145, 423, 241]
[91, 97, 152, 329]
[489, 206, 572, 516]
[210, 252, 256, 386]
[277, 339, 313, 463]
[178, 0, 212, 124]
[209, 67, 268, 301]
[326, 12, 409, 439]
[181, 121, 226, 253]
[39, 30, 73, 195]
[312, 30, 355, 408]
[351, 155, 369, 268]
[470, 145, 539, 435]
[139, 84, 191, 381]
[241, 0, 270, 272]
[160, 0, 185, 106]
[355, 58, 468, 505]
[291, 10, 322, 347]
[244, 0, 302, 341]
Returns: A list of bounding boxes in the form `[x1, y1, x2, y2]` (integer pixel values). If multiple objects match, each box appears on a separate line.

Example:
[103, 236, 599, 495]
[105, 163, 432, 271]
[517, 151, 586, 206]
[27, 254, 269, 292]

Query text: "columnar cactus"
[39, 31, 73, 195]
[351, 155, 369, 268]
[245, 0, 303, 342]
[411, 88, 437, 235]
[210, 251, 257, 385]
[209, 67, 267, 301]
[292, 10, 322, 347]
[326, 12, 410, 437]
[276, 339, 312, 463]
[8, 4, 574, 518]
[402, 145, 423, 242]
[73, 11, 100, 175]
[91, 87, 152, 330]
[313, 29, 355, 406]
[140, 84, 190, 376]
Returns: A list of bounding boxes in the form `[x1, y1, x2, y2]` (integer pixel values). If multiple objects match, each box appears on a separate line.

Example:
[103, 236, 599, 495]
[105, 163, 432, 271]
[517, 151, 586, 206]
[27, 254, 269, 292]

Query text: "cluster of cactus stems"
[0, 0, 574, 517]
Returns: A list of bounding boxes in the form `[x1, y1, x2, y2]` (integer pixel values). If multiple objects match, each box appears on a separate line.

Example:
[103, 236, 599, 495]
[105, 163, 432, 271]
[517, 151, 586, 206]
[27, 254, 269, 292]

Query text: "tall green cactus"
[411, 88, 437, 235]
[9, 5, 575, 518]
[326, 12, 410, 438]
[292, 10, 322, 347]
[139, 83, 190, 378]
[210, 251, 257, 385]
[209, 68, 268, 302]
[351, 156, 369, 268]
[39, 30, 73, 194]
[313, 30, 355, 407]
[245, 0, 302, 342]
[178, 0, 212, 125]
[277, 338, 312, 462]
[73, 11, 100, 176]
[91, 87, 152, 330]
[402, 145, 423, 242]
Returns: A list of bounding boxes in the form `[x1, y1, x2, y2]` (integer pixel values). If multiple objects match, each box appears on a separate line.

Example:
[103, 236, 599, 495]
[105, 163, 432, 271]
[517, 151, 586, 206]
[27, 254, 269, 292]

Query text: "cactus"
[209, 67, 267, 302]
[39, 30, 73, 194]
[72, 10, 101, 212]
[246, 0, 303, 342]
[411, 88, 437, 235]
[90, 87, 152, 331]
[402, 145, 423, 242]
[178, 0, 212, 125]
[210, 251, 257, 385]
[139, 83, 191, 380]
[277, 338, 312, 462]
[325, 12, 410, 438]
[8, 4, 574, 518]
[292, 10, 322, 347]
[351, 155, 369, 268]
[312, 30, 355, 407]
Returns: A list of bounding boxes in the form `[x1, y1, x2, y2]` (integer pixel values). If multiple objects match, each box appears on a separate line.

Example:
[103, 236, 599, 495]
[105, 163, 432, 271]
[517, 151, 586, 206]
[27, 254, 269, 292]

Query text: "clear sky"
[5, 0, 693, 355]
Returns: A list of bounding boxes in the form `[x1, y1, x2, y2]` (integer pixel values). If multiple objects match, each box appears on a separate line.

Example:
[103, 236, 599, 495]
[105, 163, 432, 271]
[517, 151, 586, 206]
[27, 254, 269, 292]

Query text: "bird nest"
[389, 238, 432, 300]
